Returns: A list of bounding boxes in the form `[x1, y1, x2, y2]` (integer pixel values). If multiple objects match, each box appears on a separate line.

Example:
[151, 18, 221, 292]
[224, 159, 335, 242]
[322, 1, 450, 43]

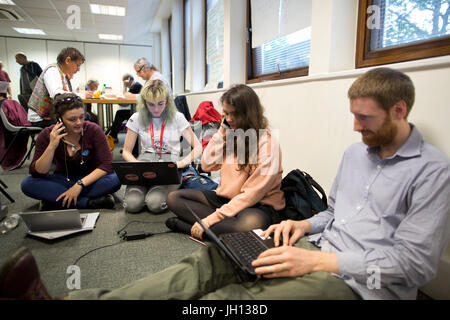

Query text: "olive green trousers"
[69, 237, 359, 300]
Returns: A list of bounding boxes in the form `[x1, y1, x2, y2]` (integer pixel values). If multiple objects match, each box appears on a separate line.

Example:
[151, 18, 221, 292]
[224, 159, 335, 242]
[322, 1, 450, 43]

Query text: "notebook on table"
[184, 203, 275, 278]
[112, 161, 182, 186]
[19, 209, 99, 240]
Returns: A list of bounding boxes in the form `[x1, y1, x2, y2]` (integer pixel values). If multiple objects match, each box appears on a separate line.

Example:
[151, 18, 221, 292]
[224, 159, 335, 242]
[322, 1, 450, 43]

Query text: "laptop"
[20, 209, 85, 232]
[184, 203, 275, 278]
[19, 209, 100, 240]
[112, 161, 182, 186]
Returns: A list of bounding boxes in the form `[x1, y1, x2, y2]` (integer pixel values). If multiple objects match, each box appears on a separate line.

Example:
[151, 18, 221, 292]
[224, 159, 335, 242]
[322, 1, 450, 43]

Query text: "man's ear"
[65, 56, 71, 65]
[391, 100, 407, 120]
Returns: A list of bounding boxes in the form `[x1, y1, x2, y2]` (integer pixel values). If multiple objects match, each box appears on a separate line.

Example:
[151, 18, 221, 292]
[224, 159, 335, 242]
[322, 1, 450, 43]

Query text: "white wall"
[0, 37, 9, 70]
[171, 0, 184, 95]
[84, 43, 121, 91]
[119, 45, 153, 86]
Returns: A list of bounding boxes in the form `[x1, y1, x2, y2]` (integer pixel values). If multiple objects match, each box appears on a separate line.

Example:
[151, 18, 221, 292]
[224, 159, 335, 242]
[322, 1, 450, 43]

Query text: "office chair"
[0, 100, 42, 202]
[0, 102, 42, 170]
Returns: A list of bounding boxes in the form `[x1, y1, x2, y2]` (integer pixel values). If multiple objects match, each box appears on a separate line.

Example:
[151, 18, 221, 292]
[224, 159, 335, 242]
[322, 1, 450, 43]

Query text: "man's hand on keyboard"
[260, 220, 312, 247]
[251, 246, 339, 278]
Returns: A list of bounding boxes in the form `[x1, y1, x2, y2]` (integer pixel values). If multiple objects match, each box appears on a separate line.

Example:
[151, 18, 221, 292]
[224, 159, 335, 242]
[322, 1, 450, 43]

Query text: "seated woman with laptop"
[166, 84, 285, 240]
[21, 93, 121, 210]
[121, 80, 202, 213]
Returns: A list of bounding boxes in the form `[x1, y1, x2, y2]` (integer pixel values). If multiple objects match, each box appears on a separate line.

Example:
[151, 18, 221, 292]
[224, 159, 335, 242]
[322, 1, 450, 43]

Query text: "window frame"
[356, 0, 450, 68]
[245, 0, 309, 84]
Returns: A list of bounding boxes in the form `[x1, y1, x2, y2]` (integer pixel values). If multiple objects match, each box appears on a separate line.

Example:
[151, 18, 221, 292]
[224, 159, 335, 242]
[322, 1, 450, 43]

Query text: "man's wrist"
[312, 251, 339, 274]
[299, 220, 312, 235]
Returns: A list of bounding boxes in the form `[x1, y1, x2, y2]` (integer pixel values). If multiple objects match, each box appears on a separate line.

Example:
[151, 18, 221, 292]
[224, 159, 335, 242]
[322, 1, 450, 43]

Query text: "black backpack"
[279, 169, 328, 221]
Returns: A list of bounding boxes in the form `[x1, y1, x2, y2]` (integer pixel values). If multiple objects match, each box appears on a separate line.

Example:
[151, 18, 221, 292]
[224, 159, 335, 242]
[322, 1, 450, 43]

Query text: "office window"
[205, 0, 224, 90]
[356, 0, 450, 68]
[247, 0, 311, 83]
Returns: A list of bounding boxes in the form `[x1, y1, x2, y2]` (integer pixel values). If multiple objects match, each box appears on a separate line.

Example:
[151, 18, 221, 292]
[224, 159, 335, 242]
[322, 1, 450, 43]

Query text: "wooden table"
[82, 98, 138, 131]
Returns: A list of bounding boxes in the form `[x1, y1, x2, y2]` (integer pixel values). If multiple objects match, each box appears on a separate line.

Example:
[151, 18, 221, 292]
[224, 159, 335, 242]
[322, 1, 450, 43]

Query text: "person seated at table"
[21, 92, 121, 210]
[27, 47, 85, 128]
[166, 84, 285, 239]
[106, 74, 142, 142]
[121, 80, 202, 214]
[82, 79, 99, 123]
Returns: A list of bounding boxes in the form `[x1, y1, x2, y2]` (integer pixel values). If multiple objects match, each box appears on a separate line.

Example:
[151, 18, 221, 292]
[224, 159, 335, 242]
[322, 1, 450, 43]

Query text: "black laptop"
[112, 161, 182, 186]
[184, 203, 275, 278]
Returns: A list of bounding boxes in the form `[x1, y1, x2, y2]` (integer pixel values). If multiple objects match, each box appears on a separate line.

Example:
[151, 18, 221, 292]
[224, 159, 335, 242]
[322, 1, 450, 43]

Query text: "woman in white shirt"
[122, 80, 202, 213]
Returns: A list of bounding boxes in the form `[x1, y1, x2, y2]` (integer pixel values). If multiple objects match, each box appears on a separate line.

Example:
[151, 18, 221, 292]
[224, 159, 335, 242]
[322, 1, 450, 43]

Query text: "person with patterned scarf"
[27, 47, 85, 128]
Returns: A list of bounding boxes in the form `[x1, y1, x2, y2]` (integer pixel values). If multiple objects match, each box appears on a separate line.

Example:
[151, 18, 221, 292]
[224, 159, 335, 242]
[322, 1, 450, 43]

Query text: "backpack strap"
[301, 170, 328, 207]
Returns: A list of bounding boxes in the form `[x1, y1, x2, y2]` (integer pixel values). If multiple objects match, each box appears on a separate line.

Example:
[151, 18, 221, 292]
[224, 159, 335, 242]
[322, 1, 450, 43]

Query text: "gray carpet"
[0, 132, 202, 298]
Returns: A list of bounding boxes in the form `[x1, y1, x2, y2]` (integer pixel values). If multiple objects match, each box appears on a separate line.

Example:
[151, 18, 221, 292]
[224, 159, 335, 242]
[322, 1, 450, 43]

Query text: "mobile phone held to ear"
[222, 117, 230, 129]
[58, 117, 67, 134]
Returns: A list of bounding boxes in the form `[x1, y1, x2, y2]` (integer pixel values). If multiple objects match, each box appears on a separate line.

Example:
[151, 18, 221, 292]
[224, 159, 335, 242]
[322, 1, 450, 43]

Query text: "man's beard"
[361, 114, 397, 148]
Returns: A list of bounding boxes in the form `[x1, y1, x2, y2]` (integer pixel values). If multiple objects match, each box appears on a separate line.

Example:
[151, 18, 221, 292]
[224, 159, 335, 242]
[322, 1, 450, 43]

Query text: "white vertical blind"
[205, 0, 224, 89]
[280, 0, 312, 38]
[251, 0, 312, 48]
[250, 0, 280, 48]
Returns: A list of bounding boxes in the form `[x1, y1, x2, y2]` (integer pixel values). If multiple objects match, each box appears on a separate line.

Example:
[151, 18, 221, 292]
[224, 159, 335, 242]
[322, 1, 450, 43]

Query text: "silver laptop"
[19, 209, 86, 232]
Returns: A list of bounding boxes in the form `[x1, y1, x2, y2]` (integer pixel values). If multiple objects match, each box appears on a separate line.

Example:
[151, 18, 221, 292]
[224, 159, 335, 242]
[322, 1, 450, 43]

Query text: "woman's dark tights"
[167, 189, 272, 236]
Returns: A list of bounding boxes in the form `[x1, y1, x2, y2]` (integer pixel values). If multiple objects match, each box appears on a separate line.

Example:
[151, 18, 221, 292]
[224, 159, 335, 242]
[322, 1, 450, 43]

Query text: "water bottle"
[0, 213, 20, 235]
[102, 84, 106, 94]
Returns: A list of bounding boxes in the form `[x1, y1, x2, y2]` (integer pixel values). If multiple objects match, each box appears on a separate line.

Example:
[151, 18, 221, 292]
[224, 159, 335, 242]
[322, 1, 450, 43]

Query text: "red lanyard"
[150, 121, 165, 157]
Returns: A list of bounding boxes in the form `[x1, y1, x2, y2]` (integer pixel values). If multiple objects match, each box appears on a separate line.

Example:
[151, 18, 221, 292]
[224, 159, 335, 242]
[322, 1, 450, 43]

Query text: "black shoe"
[165, 217, 192, 234]
[87, 194, 115, 209]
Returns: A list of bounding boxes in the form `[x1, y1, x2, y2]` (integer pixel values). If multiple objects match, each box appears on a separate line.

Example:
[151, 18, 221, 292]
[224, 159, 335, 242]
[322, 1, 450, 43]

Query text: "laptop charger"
[121, 231, 152, 241]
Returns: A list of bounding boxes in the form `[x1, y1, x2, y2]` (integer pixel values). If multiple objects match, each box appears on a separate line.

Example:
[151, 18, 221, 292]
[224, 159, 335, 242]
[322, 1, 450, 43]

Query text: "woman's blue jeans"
[21, 173, 121, 209]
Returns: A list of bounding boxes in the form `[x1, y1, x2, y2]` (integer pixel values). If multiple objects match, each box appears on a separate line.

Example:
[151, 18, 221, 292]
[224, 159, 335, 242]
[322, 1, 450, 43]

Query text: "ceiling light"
[90, 4, 126, 16]
[98, 34, 123, 41]
[13, 28, 46, 35]
[0, 0, 16, 5]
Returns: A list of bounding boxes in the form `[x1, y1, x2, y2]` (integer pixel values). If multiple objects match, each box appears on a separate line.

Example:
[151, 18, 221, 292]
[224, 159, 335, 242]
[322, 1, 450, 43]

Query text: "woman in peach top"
[167, 84, 285, 240]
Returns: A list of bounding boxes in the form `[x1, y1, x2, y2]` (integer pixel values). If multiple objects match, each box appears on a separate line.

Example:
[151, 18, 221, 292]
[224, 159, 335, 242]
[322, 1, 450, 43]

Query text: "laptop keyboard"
[220, 231, 268, 267]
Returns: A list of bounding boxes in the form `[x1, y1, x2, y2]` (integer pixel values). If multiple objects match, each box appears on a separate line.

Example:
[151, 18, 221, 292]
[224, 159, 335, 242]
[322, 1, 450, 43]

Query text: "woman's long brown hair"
[220, 84, 269, 172]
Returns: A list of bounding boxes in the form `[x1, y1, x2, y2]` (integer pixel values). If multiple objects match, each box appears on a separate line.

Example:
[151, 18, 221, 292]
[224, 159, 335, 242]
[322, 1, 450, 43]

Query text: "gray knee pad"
[124, 186, 146, 213]
[145, 186, 168, 214]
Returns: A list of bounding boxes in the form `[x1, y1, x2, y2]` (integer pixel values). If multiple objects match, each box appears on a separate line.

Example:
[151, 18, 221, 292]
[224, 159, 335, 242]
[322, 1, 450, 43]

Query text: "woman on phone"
[166, 84, 285, 239]
[21, 93, 121, 210]
[121, 80, 202, 213]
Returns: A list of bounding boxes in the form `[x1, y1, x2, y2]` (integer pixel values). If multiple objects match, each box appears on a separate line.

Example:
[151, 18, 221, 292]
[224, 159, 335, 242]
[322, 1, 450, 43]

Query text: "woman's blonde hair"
[137, 80, 177, 126]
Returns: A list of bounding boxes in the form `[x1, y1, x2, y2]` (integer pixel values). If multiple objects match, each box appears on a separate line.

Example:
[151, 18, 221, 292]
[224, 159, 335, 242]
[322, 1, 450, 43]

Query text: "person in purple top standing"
[21, 92, 121, 210]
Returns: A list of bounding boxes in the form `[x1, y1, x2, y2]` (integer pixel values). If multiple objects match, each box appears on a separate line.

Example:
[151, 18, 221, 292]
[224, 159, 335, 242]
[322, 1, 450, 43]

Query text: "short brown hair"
[57, 47, 85, 64]
[51, 93, 84, 122]
[348, 68, 415, 118]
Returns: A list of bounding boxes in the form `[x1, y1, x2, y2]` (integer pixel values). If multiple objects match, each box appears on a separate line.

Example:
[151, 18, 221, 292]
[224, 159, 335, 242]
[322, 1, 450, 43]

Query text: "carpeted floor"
[0, 132, 203, 298]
